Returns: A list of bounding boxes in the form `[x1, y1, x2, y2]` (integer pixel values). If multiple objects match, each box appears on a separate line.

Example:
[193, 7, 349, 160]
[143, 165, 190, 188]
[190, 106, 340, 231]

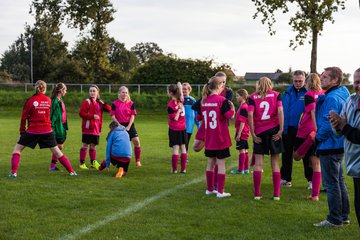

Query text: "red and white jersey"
[79, 98, 111, 136]
[235, 102, 250, 140]
[167, 100, 186, 131]
[201, 94, 234, 150]
[111, 99, 137, 123]
[248, 90, 282, 135]
[20, 93, 53, 134]
[297, 90, 325, 138]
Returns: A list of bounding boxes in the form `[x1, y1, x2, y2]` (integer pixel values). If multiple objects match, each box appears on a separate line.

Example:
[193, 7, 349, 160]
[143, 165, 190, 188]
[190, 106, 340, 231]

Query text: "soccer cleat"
[216, 192, 231, 198]
[92, 160, 100, 171]
[49, 166, 61, 171]
[69, 172, 77, 176]
[307, 181, 313, 190]
[314, 220, 342, 228]
[79, 164, 89, 170]
[135, 161, 142, 167]
[231, 170, 244, 175]
[205, 189, 218, 195]
[281, 180, 292, 187]
[306, 195, 319, 201]
[272, 196, 280, 201]
[342, 220, 350, 225]
[8, 173, 17, 178]
[172, 170, 178, 174]
[115, 167, 124, 179]
[179, 170, 187, 174]
[254, 196, 262, 200]
[244, 170, 250, 174]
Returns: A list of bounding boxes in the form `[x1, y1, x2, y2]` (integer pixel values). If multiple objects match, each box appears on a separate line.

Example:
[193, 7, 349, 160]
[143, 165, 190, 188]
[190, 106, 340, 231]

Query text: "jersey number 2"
[260, 101, 270, 120]
[202, 110, 217, 129]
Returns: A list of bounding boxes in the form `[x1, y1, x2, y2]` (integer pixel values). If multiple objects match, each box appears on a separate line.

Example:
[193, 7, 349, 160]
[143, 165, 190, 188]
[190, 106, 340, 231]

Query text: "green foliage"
[131, 42, 164, 64]
[252, 0, 347, 72]
[277, 72, 292, 84]
[131, 55, 217, 84]
[0, 34, 30, 81]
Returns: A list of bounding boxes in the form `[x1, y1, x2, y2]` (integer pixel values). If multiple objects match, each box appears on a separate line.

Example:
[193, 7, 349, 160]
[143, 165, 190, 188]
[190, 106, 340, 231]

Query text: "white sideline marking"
[59, 163, 237, 240]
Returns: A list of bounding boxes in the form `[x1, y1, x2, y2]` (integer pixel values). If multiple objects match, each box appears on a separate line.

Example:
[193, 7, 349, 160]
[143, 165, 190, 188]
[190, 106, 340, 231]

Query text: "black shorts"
[253, 126, 284, 155]
[56, 137, 66, 145]
[18, 132, 57, 149]
[121, 122, 138, 139]
[168, 129, 188, 147]
[82, 134, 100, 145]
[294, 137, 315, 156]
[111, 158, 130, 172]
[205, 148, 231, 159]
[235, 135, 249, 150]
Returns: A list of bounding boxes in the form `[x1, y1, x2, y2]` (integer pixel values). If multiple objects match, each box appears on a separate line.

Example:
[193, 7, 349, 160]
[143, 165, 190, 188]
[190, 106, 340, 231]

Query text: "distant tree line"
[0, 0, 230, 84]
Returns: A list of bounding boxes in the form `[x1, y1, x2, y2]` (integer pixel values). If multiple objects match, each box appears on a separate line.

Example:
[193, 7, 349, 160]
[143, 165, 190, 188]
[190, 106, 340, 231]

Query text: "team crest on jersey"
[33, 101, 39, 107]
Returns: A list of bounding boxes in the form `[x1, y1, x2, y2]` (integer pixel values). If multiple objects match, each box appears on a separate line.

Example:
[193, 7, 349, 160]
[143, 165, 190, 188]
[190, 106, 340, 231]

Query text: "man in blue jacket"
[313, 67, 350, 228]
[281, 70, 312, 188]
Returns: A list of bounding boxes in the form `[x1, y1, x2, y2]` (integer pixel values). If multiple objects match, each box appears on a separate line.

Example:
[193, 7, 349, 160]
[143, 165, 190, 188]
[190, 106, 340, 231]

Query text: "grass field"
[0, 109, 359, 240]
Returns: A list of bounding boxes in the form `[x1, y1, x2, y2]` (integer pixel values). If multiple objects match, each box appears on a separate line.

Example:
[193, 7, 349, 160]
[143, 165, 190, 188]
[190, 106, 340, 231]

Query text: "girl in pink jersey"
[201, 76, 235, 198]
[294, 73, 324, 201]
[231, 89, 250, 175]
[79, 85, 111, 170]
[111, 86, 142, 167]
[9, 80, 76, 178]
[167, 82, 188, 173]
[248, 77, 284, 200]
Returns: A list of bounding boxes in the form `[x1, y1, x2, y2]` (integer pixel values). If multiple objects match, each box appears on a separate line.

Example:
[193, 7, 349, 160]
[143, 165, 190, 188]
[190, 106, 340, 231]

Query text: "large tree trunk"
[310, 29, 318, 73]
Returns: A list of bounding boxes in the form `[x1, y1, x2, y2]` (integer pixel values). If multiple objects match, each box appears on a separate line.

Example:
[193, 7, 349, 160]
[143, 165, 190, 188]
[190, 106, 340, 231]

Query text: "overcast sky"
[1, 0, 359, 76]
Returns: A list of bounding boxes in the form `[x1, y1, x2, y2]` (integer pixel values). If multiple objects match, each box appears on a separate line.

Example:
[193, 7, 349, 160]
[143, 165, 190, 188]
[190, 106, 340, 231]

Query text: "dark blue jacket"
[282, 85, 307, 134]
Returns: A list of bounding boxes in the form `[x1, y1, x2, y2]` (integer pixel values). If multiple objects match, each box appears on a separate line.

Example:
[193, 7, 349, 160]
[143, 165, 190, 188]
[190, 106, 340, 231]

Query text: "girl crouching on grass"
[167, 82, 188, 174]
[201, 76, 235, 198]
[93, 121, 132, 178]
[79, 85, 111, 170]
[9, 80, 76, 178]
[231, 89, 250, 175]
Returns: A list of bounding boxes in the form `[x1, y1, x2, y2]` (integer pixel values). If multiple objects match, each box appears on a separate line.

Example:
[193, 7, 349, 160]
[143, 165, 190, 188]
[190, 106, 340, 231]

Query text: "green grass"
[0, 110, 359, 240]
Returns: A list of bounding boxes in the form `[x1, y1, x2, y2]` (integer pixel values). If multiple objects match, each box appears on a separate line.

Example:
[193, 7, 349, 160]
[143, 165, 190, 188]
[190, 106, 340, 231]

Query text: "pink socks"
[172, 154, 179, 172]
[253, 170, 262, 197]
[206, 171, 214, 191]
[180, 153, 187, 172]
[312, 171, 321, 197]
[272, 172, 281, 197]
[11, 153, 21, 174]
[135, 146, 141, 162]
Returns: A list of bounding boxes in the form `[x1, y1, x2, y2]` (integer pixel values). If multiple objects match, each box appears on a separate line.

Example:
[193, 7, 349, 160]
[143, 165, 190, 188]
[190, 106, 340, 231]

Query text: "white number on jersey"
[260, 101, 270, 120]
[202, 110, 217, 129]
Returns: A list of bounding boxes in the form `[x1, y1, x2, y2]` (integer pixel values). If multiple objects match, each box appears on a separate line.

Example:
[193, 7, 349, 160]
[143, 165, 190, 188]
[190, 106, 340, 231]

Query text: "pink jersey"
[248, 90, 282, 135]
[296, 90, 325, 138]
[167, 100, 186, 131]
[201, 94, 234, 150]
[235, 102, 250, 140]
[111, 99, 137, 123]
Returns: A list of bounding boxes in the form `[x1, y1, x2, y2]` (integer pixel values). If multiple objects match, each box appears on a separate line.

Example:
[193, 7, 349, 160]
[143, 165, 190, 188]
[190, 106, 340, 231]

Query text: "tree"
[66, 0, 115, 80]
[0, 34, 30, 81]
[131, 55, 219, 84]
[131, 42, 164, 64]
[108, 38, 139, 74]
[252, 0, 346, 73]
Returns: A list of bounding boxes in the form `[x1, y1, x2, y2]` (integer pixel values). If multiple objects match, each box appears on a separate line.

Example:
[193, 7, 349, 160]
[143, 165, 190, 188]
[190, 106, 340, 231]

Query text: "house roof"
[244, 72, 282, 81]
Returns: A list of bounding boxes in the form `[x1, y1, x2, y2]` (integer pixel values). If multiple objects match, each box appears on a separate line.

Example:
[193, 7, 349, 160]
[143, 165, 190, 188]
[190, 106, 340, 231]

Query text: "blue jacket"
[315, 86, 350, 155]
[106, 126, 132, 167]
[282, 85, 307, 134]
[184, 96, 200, 134]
